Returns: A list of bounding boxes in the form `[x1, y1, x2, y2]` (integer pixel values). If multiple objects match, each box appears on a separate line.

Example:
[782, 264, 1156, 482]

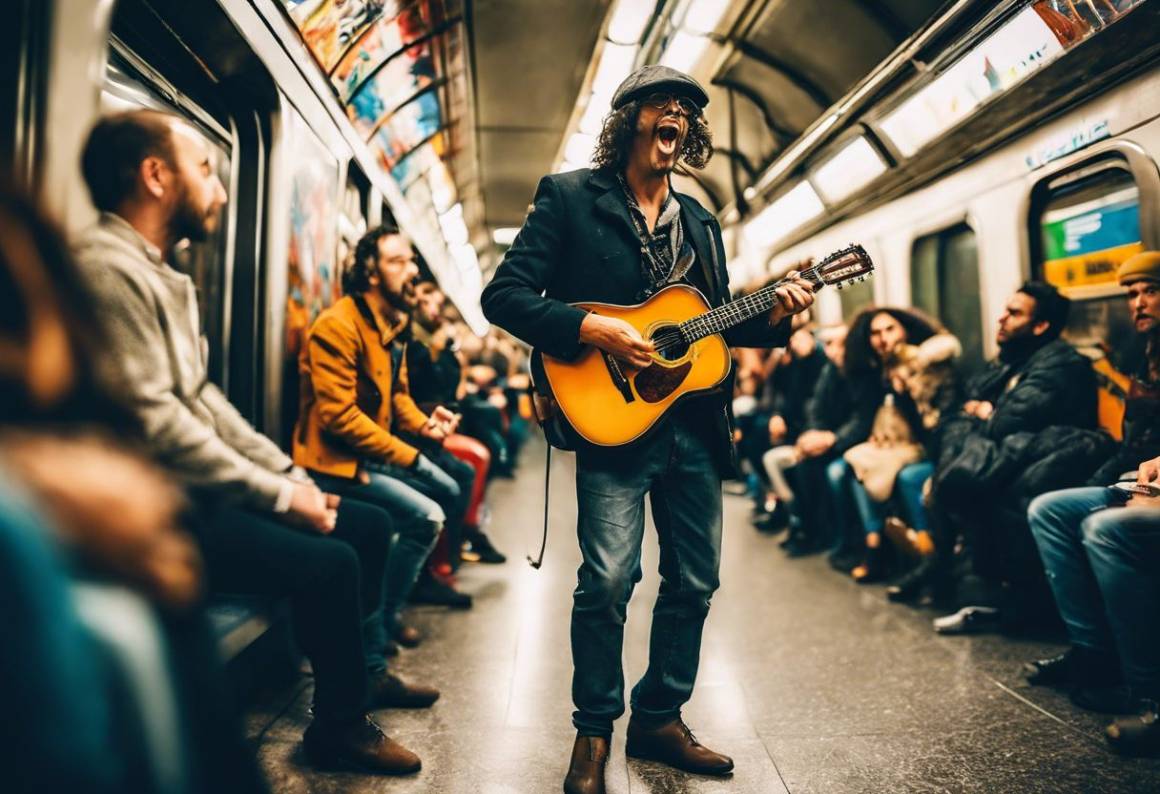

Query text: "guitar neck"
[680, 265, 825, 343]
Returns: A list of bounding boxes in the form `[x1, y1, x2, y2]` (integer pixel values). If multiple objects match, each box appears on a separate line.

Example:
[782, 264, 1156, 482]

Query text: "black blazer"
[481, 167, 791, 472]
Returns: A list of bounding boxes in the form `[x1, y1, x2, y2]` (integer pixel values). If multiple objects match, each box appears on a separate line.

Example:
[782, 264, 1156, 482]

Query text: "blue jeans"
[572, 419, 722, 737]
[1028, 487, 1160, 697]
[849, 461, 934, 536]
[311, 465, 444, 634]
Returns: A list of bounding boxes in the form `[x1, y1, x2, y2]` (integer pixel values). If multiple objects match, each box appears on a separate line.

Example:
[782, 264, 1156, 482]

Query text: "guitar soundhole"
[650, 324, 689, 362]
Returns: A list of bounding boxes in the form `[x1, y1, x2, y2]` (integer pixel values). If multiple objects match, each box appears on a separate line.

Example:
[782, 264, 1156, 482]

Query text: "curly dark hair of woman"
[591, 99, 713, 173]
[843, 306, 946, 379]
[343, 222, 402, 295]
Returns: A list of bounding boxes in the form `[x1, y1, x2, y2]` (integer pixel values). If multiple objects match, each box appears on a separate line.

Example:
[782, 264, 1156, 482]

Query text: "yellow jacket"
[293, 293, 429, 478]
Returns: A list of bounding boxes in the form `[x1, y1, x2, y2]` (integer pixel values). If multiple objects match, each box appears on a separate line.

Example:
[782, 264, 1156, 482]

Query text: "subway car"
[3, 0, 1160, 792]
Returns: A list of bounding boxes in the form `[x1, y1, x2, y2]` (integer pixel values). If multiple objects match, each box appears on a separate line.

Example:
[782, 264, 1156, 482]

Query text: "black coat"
[937, 338, 1097, 472]
[804, 361, 882, 455]
[768, 343, 828, 442]
[481, 167, 790, 472]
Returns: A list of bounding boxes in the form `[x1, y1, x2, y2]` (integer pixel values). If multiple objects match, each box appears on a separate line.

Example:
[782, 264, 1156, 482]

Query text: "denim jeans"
[849, 460, 934, 536]
[380, 445, 474, 571]
[571, 419, 722, 737]
[1028, 487, 1160, 696]
[310, 465, 443, 634]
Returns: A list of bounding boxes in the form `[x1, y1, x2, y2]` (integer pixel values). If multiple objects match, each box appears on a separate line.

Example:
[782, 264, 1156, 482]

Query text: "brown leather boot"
[625, 717, 733, 775]
[368, 672, 441, 709]
[563, 733, 608, 794]
[303, 714, 421, 775]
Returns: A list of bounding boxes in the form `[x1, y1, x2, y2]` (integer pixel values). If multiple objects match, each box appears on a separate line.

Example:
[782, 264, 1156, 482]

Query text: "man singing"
[481, 65, 814, 794]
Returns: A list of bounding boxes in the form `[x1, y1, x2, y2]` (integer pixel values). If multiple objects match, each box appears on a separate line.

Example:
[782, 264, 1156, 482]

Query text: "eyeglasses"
[642, 92, 699, 116]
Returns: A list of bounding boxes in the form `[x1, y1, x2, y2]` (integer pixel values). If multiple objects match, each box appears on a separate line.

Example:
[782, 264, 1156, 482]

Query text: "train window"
[910, 223, 984, 376]
[1032, 163, 1143, 359]
[100, 49, 235, 386]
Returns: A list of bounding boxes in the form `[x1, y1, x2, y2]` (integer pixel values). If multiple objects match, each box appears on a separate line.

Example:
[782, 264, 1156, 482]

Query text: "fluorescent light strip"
[744, 182, 825, 250]
[811, 137, 887, 204]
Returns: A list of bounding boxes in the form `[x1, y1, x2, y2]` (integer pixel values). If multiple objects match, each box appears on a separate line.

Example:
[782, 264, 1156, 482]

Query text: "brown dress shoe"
[563, 733, 608, 794]
[369, 672, 441, 709]
[303, 714, 421, 775]
[395, 624, 422, 648]
[625, 717, 733, 775]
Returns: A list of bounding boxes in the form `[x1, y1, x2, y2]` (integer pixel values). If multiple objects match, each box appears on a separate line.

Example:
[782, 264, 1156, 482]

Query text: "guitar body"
[539, 284, 732, 447]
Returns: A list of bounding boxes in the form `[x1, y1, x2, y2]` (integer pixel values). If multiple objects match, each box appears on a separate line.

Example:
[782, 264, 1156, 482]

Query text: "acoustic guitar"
[534, 244, 875, 448]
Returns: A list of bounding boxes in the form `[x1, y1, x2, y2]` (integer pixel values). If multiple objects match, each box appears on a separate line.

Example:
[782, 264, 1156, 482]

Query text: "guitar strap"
[527, 442, 550, 569]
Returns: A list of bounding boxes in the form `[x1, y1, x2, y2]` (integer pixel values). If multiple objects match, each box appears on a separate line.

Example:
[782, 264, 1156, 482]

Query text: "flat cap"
[1118, 250, 1160, 284]
[611, 65, 709, 111]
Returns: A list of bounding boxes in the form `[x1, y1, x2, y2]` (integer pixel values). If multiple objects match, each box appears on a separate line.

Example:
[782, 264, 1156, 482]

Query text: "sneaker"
[464, 531, 506, 564]
[302, 714, 421, 774]
[933, 606, 1001, 635]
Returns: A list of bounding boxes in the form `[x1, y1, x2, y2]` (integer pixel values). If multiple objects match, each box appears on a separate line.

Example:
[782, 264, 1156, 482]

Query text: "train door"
[100, 42, 238, 391]
[910, 222, 984, 377]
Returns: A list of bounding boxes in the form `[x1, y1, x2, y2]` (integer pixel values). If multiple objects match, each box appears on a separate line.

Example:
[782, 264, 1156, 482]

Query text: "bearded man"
[481, 65, 814, 794]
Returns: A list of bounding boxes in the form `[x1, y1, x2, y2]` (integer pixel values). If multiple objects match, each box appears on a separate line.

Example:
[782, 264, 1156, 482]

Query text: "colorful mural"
[346, 42, 436, 138]
[284, 109, 340, 359]
[332, 2, 433, 101]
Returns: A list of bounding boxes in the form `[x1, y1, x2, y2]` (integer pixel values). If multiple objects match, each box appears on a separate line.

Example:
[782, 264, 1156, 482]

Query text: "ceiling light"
[879, 6, 1065, 157]
[811, 136, 887, 204]
[682, 0, 730, 36]
[607, 0, 654, 45]
[492, 227, 520, 246]
[743, 182, 825, 250]
[659, 30, 710, 75]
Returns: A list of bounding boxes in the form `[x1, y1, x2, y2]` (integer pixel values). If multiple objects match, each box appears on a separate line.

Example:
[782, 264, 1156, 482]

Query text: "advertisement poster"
[1041, 186, 1142, 292]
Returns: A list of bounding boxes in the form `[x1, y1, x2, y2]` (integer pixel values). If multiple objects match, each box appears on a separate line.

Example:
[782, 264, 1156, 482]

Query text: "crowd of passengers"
[1, 109, 533, 791]
[731, 259, 1160, 757]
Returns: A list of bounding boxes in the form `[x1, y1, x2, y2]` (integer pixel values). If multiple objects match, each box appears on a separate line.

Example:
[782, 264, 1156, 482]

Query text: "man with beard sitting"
[916, 283, 1103, 628]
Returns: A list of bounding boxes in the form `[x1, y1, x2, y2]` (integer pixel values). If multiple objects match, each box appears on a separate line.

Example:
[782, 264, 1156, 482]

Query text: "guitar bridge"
[600, 350, 636, 404]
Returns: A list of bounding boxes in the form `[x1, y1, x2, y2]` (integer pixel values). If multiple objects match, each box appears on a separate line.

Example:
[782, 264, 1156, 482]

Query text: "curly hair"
[591, 100, 713, 172]
[343, 223, 401, 295]
[844, 306, 945, 379]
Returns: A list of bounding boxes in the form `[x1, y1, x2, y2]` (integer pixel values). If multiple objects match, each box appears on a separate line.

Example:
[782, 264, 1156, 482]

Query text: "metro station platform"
[246, 440, 1160, 793]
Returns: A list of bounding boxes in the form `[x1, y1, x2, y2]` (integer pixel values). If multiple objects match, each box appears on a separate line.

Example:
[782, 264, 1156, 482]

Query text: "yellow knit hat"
[1117, 251, 1160, 285]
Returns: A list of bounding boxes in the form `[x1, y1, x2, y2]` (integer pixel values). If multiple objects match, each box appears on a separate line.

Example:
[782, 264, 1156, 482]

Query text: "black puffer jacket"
[938, 338, 1097, 472]
[937, 425, 1115, 510]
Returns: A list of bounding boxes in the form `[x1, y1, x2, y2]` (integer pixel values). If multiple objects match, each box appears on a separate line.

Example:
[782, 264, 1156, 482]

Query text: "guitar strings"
[652, 248, 864, 355]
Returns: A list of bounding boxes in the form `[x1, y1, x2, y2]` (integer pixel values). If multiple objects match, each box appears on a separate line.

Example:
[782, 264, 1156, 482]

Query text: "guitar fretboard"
[677, 264, 826, 344]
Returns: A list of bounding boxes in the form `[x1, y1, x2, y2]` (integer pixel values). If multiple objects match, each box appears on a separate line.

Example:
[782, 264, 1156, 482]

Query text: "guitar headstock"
[812, 244, 874, 291]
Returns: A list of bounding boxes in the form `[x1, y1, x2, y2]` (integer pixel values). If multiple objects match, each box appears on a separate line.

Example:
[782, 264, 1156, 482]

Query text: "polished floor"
[248, 439, 1160, 793]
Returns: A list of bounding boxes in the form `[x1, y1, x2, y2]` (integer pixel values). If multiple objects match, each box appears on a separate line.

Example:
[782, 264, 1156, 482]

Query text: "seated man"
[75, 110, 430, 775]
[407, 281, 505, 564]
[757, 321, 829, 532]
[295, 224, 473, 639]
[1027, 461, 1160, 756]
[920, 283, 1100, 623]
[1024, 252, 1160, 756]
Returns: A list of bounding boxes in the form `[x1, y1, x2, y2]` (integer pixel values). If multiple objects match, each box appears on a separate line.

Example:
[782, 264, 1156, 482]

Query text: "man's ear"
[1032, 319, 1051, 337]
[140, 156, 168, 199]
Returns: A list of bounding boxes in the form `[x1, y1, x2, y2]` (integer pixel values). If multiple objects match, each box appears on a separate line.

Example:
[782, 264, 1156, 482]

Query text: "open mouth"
[656, 123, 680, 155]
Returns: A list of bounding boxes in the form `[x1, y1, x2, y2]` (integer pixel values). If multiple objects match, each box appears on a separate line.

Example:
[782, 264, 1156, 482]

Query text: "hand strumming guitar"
[579, 313, 655, 369]
[768, 271, 816, 326]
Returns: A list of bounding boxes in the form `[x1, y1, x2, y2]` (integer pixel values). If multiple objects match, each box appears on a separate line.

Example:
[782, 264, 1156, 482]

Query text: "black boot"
[886, 556, 935, 603]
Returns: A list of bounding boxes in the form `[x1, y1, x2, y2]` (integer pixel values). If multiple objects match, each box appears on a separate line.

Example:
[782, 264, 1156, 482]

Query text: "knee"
[1028, 491, 1069, 540]
[575, 568, 635, 615]
[316, 542, 360, 587]
[824, 458, 848, 487]
[1080, 511, 1122, 551]
[898, 464, 930, 490]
